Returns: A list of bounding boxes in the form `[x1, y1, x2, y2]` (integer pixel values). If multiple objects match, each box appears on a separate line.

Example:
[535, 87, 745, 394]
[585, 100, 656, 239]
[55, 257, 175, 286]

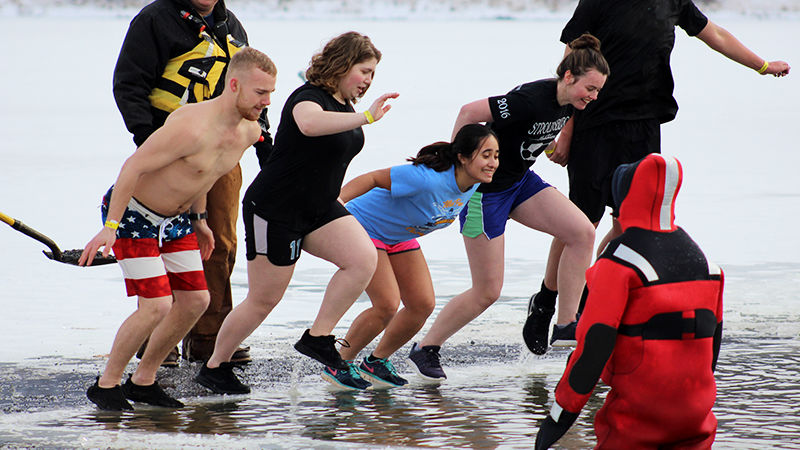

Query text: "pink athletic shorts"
[371, 237, 421, 255]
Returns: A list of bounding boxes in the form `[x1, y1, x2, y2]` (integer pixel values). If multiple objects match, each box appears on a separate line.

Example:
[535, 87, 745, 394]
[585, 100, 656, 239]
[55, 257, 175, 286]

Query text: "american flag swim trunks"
[101, 186, 208, 298]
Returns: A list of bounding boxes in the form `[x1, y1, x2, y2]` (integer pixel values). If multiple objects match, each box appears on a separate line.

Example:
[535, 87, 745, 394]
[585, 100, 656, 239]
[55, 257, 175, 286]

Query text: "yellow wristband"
[757, 61, 769, 74]
[105, 220, 119, 230]
[545, 145, 556, 156]
[363, 110, 375, 124]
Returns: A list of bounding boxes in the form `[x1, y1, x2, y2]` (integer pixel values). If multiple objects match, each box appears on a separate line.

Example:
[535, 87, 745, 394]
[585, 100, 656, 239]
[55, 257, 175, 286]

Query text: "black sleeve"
[112, 11, 171, 147]
[487, 85, 538, 129]
[560, 0, 598, 44]
[254, 110, 274, 168]
[294, 86, 329, 106]
[678, 0, 709, 36]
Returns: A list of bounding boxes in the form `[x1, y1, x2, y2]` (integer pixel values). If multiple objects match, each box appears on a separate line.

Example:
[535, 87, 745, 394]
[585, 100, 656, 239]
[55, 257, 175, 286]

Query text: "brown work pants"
[182, 164, 242, 360]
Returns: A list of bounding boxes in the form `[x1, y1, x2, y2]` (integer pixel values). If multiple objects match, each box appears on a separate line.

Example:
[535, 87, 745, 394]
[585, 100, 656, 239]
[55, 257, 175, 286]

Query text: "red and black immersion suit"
[536, 153, 724, 449]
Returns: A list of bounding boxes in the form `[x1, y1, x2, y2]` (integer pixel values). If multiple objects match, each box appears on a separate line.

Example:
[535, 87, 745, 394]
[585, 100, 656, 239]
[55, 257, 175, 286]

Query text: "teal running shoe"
[321, 361, 371, 390]
[359, 355, 408, 387]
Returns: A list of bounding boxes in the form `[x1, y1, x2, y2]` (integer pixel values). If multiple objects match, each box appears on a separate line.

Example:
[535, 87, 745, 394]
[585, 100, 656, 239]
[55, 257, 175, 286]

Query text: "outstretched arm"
[452, 98, 492, 140]
[340, 168, 392, 203]
[695, 21, 790, 77]
[294, 92, 399, 137]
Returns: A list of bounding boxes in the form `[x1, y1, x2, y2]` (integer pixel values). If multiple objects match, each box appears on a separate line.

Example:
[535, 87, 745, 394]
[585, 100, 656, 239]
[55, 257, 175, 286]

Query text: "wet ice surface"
[1, 262, 798, 448]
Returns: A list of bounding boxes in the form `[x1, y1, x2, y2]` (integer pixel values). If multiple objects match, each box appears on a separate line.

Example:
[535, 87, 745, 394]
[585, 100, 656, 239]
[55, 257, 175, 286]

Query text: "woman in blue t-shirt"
[320, 124, 499, 389]
[410, 35, 610, 379]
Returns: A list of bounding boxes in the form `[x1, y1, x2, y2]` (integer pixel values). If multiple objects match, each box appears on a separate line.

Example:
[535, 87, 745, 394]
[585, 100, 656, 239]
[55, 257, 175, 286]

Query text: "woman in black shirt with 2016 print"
[197, 32, 398, 395]
[408, 35, 610, 379]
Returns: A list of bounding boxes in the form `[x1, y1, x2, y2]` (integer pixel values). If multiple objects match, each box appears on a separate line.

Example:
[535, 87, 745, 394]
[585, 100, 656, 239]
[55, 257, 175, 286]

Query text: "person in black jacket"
[524, 0, 790, 355]
[112, 0, 272, 366]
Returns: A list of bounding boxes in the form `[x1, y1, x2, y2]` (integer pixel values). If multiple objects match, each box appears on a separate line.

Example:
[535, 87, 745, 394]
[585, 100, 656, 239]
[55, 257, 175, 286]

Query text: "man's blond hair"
[227, 47, 277, 82]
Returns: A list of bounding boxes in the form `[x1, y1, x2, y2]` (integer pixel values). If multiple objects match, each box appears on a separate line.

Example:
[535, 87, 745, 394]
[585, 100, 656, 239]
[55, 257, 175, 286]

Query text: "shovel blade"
[44, 249, 117, 266]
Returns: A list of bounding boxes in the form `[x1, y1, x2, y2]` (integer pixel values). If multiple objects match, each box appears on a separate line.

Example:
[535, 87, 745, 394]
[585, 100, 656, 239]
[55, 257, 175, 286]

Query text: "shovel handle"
[0, 211, 14, 226]
[0, 211, 63, 261]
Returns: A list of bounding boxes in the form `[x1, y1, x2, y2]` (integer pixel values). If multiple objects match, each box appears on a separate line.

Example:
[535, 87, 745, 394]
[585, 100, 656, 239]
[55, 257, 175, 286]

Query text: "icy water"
[1, 261, 799, 448]
[2, 16, 799, 448]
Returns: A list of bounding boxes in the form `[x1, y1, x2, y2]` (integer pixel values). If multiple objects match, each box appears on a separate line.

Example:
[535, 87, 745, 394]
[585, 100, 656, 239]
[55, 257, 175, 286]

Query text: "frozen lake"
[1, 14, 799, 448]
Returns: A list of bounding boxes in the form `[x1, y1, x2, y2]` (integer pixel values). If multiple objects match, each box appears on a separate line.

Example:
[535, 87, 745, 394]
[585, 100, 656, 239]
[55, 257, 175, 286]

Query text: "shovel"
[1, 211, 117, 266]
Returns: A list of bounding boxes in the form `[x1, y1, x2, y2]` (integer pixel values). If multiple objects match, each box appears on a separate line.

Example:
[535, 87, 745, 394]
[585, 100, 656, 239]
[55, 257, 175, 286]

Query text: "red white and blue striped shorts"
[113, 235, 207, 298]
[101, 187, 208, 298]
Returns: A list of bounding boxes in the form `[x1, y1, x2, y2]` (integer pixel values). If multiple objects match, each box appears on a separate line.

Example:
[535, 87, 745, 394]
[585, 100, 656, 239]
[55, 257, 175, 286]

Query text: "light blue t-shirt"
[347, 164, 478, 245]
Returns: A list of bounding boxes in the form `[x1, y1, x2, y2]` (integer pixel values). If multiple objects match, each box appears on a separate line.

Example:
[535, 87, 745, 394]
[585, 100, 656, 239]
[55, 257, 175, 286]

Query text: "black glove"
[535, 407, 578, 450]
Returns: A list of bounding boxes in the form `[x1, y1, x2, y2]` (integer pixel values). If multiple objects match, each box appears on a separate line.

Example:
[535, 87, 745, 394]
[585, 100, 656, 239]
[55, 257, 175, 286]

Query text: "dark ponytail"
[408, 124, 497, 171]
[556, 33, 609, 80]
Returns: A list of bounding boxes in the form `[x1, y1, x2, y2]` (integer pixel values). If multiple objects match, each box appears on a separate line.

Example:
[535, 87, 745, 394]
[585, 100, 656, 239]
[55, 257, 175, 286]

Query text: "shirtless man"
[79, 47, 276, 411]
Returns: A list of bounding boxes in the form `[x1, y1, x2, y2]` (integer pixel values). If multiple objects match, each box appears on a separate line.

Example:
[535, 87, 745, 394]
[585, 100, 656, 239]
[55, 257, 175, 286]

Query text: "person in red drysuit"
[535, 153, 724, 449]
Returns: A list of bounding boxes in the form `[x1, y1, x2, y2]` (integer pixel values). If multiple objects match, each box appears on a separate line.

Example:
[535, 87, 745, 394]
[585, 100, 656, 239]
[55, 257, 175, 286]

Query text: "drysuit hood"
[612, 153, 682, 232]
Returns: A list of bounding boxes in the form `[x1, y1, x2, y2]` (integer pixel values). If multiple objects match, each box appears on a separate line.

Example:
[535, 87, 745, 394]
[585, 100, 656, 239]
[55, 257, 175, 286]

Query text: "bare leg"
[542, 238, 564, 292]
[372, 249, 435, 359]
[303, 215, 377, 336]
[510, 187, 594, 325]
[543, 214, 623, 298]
[420, 233, 505, 347]
[339, 250, 400, 361]
[207, 256, 294, 368]
[133, 290, 210, 385]
[98, 295, 173, 388]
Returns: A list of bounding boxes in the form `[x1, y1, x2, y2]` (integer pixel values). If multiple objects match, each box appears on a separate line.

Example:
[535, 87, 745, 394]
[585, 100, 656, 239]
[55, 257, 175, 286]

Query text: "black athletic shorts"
[567, 119, 661, 223]
[243, 201, 350, 266]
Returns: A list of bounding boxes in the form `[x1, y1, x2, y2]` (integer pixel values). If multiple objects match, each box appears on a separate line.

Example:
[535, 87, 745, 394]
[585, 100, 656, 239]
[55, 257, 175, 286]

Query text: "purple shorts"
[459, 170, 551, 239]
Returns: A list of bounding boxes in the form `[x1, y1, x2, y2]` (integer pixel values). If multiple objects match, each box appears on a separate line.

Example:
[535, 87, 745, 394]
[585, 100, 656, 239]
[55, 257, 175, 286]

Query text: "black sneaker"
[321, 362, 372, 390]
[522, 292, 556, 355]
[86, 377, 133, 411]
[359, 355, 408, 387]
[408, 342, 447, 380]
[121, 376, 184, 408]
[195, 362, 251, 395]
[550, 321, 578, 347]
[294, 329, 349, 370]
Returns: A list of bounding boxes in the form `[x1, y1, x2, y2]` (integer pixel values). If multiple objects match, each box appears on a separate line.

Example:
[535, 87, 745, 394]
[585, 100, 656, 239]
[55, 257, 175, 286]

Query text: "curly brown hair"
[305, 31, 382, 101]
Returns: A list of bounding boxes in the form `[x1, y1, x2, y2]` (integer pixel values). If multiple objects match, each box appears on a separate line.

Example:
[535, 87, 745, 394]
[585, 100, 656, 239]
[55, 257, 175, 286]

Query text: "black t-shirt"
[561, 0, 708, 131]
[482, 79, 573, 193]
[244, 83, 365, 226]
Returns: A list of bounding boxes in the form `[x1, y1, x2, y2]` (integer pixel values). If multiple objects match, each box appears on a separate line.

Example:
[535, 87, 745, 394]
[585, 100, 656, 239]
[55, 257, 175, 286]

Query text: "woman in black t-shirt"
[197, 32, 398, 394]
[534, 1, 790, 352]
[409, 35, 609, 379]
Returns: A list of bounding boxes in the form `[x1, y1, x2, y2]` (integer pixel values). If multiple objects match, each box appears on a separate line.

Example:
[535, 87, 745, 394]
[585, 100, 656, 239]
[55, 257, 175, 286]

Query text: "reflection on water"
[1, 262, 798, 448]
